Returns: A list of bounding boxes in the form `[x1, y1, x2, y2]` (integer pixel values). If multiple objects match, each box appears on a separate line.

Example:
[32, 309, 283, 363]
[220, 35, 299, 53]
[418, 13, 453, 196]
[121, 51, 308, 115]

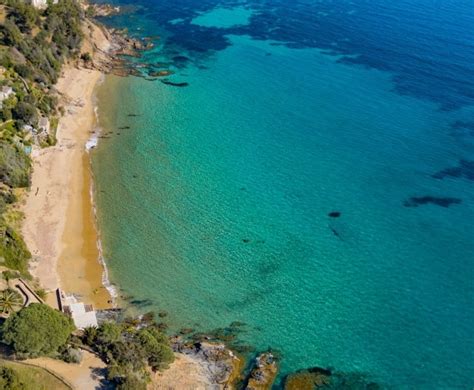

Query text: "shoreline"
[21, 22, 113, 309]
[19, 14, 247, 389]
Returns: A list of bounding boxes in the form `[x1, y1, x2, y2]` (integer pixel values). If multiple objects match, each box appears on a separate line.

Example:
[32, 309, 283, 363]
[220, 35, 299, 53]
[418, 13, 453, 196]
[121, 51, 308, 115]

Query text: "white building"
[65, 302, 98, 329]
[57, 289, 98, 329]
[27, 0, 58, 10]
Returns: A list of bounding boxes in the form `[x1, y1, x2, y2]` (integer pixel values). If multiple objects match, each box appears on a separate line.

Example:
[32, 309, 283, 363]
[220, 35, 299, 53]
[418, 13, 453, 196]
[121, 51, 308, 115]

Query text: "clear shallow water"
[92, 0, 474, 387]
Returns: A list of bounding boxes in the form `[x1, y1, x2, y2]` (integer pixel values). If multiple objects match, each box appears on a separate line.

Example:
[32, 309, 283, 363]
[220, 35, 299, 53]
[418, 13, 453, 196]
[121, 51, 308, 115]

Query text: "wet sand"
[22, 22, 113, 309]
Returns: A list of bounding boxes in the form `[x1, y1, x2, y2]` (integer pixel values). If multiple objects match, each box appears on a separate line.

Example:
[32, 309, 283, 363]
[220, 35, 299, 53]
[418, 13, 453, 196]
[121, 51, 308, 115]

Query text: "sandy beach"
[21, 22, 112, 309]
[19, 17, 235, 389]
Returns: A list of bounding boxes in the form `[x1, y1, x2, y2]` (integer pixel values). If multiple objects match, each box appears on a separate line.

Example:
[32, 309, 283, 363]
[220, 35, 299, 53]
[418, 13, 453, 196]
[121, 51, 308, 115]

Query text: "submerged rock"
[149, 70, 174, 77]
[284, 367, 383, 390]
[161, 79, 190, 87]
[284, 367, 331, 390]
[403, 195, 462, 208]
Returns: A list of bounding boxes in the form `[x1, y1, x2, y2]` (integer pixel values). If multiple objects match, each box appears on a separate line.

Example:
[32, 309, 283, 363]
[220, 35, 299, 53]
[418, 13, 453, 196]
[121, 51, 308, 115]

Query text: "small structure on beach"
[56, 289, 98, 329]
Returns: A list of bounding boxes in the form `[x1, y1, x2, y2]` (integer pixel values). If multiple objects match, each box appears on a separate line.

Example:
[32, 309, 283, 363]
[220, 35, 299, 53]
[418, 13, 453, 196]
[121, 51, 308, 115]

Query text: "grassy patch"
[0, 359, 72, 390]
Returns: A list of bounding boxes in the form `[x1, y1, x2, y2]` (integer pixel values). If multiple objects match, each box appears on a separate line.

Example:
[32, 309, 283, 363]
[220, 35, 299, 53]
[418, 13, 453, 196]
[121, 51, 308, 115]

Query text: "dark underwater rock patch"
[284, 366, 382, 390]
[128, 298, 154, 307]
[403, 196, 462, 208]
[452, 120, 474, 132]
[148, 69, 174, 77]
[172, 55, 191, 68]
[432, 160, 474, 181]
[161, 79, 190, 87]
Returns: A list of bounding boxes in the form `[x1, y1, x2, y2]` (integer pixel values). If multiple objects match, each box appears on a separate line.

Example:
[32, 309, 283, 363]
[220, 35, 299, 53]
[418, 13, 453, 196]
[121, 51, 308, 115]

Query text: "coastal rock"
[174, 341, 242, 388]
[245, 352, 278, 390]
[88, 4, 121, 17]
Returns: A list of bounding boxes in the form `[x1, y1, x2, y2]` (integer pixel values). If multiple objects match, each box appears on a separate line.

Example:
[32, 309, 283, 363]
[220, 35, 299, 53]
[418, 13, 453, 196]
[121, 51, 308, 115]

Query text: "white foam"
[86, 91, 119, 305]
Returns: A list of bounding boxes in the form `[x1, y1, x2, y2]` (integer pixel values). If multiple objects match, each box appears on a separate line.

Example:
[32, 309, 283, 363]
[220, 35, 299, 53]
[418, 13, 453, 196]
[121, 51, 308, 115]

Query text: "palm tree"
[0, 289, 23, 315]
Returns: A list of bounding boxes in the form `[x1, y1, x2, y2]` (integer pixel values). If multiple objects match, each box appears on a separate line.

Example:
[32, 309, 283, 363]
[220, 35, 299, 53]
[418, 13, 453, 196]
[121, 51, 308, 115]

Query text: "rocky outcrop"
[88, 3, 121, 17]
[172, 340, 243, 389]
[245, 352, 278, 390]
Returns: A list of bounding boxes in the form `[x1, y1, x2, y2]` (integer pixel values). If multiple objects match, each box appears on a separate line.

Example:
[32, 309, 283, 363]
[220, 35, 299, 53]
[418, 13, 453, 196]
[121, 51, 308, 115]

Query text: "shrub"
[34, 288, 46, 300]
[80, 52, 92, 62]
[0, 224, 31, 274]
[83, 321, 175, 388]
[60, 347, 83, 364]
[0, 366, 22, 389]
[1, 303, 74, 358]
[12, 101, 37, 127]
[0, 142, 31, 188]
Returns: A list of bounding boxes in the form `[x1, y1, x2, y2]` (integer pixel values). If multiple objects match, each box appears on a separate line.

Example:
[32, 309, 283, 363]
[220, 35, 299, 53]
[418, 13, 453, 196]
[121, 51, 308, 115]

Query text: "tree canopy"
[82, 321, 175, 388]
[1, 304, 74, 358]
[0, 289, 23, 315]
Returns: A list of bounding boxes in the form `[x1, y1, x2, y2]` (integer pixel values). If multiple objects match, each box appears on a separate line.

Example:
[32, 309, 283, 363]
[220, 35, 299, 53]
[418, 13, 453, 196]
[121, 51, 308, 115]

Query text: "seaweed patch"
[432, 160, 474, 181]
[403, 196, 462, 208]
[161, 79, 190, 87]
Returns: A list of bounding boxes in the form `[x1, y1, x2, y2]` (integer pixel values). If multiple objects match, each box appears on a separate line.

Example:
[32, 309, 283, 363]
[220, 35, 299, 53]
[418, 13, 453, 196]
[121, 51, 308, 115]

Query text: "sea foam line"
[85, 93, 119, 306]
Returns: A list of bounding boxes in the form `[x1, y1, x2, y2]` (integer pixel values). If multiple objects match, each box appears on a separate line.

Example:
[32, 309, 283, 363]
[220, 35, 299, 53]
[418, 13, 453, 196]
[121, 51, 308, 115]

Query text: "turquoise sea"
[92, 0, 474, 388]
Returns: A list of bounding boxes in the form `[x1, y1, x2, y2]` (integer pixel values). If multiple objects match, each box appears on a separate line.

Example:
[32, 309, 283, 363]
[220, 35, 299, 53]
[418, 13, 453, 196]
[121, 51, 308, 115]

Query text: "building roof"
[57, 289, 98, 329]
[67, 302, 98, 329]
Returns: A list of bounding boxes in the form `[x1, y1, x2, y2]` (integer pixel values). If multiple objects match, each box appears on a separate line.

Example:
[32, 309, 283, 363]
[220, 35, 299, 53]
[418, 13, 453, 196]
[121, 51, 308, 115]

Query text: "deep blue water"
[92, 0, 474, 388]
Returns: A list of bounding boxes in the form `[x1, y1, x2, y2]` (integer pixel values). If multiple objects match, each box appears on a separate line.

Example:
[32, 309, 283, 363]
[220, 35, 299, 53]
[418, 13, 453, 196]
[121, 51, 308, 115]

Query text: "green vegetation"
[1, 0, 84, 85]
[0, 303, 176, 387]
[1, 303, 74, 358]
[0, 366, 22, 390]
[0, 360, 71, 389]
[80, 51, 92, 63]
[0, 0, 85, 278]
[81, 319, 175, 389]
[0, 224, 30, 274]
[0, 142, 30, 188]
[0, 288, 22, 315]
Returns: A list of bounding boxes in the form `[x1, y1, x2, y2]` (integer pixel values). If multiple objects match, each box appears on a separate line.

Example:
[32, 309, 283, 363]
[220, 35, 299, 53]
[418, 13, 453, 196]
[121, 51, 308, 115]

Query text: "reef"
[284, 367, 331, 390]
[283, 367, 382, 390]
[148, 70, 174, 77]
[161, 80, 190, 87]
[432, 159, 474, 181]
[403, 196, 462, 208]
